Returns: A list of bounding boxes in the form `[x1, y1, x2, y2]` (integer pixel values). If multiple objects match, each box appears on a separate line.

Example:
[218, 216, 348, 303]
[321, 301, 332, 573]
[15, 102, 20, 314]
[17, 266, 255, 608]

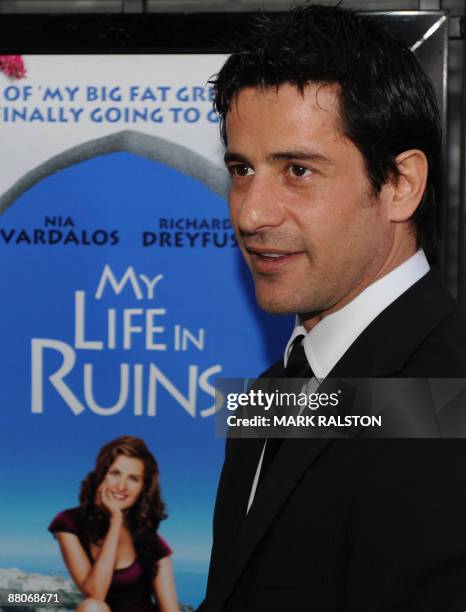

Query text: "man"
[200, 5, 466, 611]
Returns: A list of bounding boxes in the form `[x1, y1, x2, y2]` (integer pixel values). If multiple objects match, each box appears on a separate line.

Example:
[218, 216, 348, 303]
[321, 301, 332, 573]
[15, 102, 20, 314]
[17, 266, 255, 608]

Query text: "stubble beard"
[252, 271, 324, 317]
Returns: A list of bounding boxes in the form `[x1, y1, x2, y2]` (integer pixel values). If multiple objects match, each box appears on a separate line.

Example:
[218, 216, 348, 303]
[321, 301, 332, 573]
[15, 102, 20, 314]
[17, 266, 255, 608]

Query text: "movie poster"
[0, 55, 292, 610]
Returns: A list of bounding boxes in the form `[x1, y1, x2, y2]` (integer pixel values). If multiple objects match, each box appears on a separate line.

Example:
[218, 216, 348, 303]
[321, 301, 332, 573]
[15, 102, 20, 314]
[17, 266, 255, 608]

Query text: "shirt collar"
[284, 250, 430, 379]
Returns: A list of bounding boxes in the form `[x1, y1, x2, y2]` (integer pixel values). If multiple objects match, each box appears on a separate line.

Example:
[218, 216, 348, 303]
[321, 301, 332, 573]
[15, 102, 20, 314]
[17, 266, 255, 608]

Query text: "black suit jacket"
[199, 271, 466, 612]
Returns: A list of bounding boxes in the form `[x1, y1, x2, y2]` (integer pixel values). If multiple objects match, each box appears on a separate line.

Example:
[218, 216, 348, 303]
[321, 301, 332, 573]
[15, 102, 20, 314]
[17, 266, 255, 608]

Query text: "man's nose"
[232, 174, 285, 234]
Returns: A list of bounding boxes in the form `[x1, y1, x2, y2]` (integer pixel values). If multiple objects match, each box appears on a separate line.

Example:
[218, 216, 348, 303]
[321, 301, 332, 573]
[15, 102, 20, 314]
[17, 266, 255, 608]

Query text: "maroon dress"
[48, 508, 172, 612]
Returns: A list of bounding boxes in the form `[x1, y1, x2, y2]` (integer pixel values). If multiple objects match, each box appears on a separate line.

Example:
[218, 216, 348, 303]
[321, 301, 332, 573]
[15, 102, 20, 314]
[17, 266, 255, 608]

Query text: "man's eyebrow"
[223, 150, 333, 166]
[268, 150, 332, 164]
[223, 151, 251, 166]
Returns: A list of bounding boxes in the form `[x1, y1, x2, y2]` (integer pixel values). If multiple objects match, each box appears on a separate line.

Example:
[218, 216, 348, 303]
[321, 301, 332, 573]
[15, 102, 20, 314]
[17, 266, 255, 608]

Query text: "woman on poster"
[49, 436, 178, 612]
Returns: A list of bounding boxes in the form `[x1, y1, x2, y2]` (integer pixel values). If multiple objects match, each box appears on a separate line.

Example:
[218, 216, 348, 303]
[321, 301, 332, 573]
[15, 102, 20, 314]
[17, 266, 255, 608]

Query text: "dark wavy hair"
[79, 436, 167, 578]
[210, 4, 442, 260]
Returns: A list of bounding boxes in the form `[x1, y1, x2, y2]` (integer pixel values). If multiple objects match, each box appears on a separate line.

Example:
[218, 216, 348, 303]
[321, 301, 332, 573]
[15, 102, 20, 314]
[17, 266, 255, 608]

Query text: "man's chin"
[255, 291, 297, 316]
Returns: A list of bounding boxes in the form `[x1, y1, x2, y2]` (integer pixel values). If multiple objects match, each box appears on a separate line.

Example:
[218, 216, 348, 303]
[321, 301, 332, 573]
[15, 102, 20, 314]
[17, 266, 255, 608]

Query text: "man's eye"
[228, 164, 254, 178]
[288, 165, 312, 178]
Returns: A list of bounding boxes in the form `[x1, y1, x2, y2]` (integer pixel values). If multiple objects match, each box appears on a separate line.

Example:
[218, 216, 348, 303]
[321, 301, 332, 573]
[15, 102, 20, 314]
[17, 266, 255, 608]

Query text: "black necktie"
[257, 335, 312, 487]
[283, 336, 312, 379]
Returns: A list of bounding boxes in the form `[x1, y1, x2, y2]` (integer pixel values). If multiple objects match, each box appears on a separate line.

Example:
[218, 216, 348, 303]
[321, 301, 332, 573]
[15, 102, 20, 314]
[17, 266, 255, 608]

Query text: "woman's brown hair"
[79, 436, 167, 577]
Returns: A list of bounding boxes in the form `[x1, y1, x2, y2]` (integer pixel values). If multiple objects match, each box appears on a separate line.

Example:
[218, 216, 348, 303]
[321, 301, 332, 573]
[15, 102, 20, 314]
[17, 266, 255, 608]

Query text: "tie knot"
[284, 335, 311, 378]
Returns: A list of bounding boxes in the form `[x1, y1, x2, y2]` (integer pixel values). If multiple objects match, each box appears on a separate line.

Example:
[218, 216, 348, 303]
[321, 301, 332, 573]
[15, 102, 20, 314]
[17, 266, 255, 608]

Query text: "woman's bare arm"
[153, 556, 179, 612]
[55, 486, 123, 600]
[56, 512, 122, 600]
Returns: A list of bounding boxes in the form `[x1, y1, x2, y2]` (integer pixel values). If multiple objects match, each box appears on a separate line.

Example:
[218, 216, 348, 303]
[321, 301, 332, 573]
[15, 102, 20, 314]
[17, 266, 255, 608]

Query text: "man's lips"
[245, 246, 304, 272]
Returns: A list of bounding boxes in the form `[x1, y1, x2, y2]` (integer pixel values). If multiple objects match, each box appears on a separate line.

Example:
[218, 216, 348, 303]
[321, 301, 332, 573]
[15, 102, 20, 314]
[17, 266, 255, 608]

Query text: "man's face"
[225, 83, 394, 326]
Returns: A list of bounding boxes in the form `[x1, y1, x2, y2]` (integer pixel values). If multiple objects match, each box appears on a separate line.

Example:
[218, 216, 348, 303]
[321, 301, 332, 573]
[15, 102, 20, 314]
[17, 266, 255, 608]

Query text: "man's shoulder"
[403, 307, 466, 376]
[335, 270, 466, 377]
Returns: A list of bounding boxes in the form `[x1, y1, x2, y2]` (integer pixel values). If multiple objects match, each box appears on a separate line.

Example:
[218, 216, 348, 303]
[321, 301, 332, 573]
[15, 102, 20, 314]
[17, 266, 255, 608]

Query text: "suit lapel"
[208, 270, 457, 609]
[210, 358, 296, 538]
[215, 437, 263, 534]
[207, 436, 334, 610]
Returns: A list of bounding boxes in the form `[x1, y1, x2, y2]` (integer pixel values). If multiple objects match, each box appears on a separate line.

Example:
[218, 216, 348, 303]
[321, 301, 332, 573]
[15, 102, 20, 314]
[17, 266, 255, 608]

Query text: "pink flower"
[0, 55, 26, 79]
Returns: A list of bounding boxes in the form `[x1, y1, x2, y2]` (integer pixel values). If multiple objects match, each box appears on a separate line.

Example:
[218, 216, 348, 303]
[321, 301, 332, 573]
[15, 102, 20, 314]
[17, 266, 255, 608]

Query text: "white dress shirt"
[246, 250, 430, 512]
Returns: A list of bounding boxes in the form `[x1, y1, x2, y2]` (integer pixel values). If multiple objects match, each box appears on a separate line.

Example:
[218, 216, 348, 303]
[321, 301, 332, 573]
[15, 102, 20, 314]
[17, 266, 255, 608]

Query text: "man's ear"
[387, 149, 428, 222]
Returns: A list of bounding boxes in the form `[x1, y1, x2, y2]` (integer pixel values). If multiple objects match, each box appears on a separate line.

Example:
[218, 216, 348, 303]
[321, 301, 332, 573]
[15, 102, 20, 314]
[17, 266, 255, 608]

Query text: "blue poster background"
[0, 149, 292, 608]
